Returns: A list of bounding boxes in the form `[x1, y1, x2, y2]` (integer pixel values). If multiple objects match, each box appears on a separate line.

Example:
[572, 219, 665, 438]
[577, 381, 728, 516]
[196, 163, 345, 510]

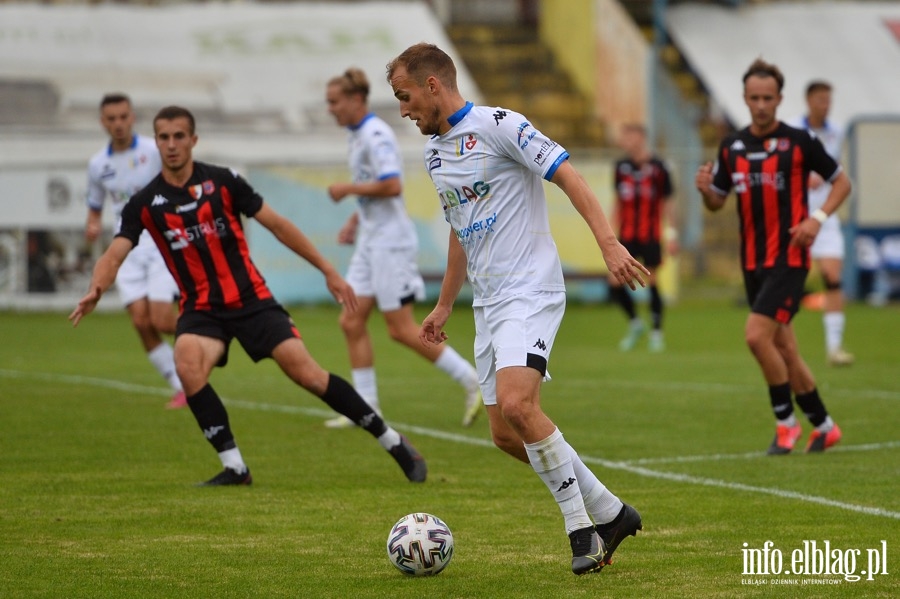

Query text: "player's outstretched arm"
[85, 208, 103, 243]
[254, 203, 358, 311]
[337, 212, 359, 245]
[420, 231, 467, 346]
[790, 171, 852, 248]
[69, 237, 133, 327]
[551, 161, 649, 290]
[328, 177, 401, 202]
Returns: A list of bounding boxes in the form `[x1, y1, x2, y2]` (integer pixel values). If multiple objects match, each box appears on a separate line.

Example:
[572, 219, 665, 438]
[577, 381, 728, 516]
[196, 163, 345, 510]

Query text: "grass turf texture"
[0, 299, 897, 598]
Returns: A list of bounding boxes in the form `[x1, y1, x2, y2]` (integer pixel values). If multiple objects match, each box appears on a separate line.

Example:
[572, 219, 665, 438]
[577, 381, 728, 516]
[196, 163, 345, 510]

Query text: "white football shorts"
[810, 215, 845, 260]
[115, 230, 180, 307]
[473, 291, 566, 407]
[345, 245, 425, 312]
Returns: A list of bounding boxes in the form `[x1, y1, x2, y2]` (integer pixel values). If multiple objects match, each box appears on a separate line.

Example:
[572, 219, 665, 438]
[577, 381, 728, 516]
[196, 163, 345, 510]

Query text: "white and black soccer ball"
[386, 512, 454, 576]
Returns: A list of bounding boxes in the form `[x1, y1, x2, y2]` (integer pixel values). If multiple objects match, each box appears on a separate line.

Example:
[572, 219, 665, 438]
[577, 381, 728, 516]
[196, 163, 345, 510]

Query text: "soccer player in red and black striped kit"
[71, 106, 427, 484]
[609, 124, 676, 352]
[696, 59, 851, 454]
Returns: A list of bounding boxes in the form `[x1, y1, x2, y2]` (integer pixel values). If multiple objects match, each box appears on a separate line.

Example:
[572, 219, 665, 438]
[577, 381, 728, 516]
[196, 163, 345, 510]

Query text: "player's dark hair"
[805, 80, 832, 96]
[386, 43, 458, 92]
[742, 58, 784, 93]
[329, 68, 370, 99]
[100, 93, 131, 109]
[154, 105, 196, 135]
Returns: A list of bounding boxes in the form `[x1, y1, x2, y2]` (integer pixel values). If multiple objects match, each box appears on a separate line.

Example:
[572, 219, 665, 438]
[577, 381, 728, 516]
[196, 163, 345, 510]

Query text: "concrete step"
[447, 20, 606, 148]
[474, 70, 575, 95]
[457, 44, 556, 72]
[446, 23, 538, 46]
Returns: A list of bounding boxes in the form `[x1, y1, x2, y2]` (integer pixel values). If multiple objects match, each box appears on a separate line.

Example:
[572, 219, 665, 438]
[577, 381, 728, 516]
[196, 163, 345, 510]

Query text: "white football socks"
[568, 447, 623, 525]
[524, 428, 593, 534]
[147, 342, 182, 391]
[816, 415, 835, 433]
[377, 428, 401, 450]
[218, 447, 247, 474]
[777, 413, 799, 427]
[434, 346, 479, 392]
[823, 311, 845, 353]
[351, 367, 380, 412]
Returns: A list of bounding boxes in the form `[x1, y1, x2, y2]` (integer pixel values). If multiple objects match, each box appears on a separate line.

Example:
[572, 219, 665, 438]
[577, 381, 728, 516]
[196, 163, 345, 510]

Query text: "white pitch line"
[627, 440, 900, 465]
[397, 420, 900, 520]
[4, 369, 899, 519]
[581, 459, 900, 520]
[562, 377, 900, 401]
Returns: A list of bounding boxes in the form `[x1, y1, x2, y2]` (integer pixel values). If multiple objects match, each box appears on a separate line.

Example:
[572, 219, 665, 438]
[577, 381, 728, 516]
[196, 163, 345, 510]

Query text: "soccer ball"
[386, 512, 454, 576]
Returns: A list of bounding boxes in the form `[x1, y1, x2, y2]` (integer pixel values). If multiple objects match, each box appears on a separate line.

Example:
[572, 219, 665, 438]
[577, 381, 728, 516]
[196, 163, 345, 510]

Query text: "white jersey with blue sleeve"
[86, 134, 161, 233]
[424, 103, 569, 306]
[348, 113, 417, 249]
[786, 115, 844, 212]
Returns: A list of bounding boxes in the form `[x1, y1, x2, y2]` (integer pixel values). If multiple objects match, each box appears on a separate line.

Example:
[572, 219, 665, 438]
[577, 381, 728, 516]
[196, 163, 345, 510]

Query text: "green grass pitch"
[0, 298, 897, 598]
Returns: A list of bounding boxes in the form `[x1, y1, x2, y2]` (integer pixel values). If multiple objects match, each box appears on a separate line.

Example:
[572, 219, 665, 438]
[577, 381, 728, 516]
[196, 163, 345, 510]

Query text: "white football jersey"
[424, 103, 569, 306]
[86, 134, 161, 233]
[786, 116, 844, 212]
[347, 113, 417, 249]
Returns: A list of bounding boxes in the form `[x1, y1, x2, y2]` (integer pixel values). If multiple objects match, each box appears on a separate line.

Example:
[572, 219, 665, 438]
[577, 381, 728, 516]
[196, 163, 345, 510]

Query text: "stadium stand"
[666, 1, 900, 129]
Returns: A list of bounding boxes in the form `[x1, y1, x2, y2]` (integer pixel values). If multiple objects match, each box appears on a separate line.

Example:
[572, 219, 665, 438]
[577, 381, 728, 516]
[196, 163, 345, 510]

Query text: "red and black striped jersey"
[711, 122, 840, 271]
[613, 157, 673, 244]
[118, 162, 275, 315]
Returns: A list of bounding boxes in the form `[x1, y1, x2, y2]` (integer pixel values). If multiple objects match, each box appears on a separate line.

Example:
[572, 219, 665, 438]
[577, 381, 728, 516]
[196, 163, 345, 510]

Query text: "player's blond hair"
[385, 43, 458, 91]
[328, 68, 370, 100]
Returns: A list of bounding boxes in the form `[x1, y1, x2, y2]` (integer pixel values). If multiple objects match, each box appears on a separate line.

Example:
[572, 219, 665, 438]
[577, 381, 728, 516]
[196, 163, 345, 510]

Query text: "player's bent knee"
[492, 433, 526, 460]
[130, 313, 153, 333]
[338, 312, 366, 335]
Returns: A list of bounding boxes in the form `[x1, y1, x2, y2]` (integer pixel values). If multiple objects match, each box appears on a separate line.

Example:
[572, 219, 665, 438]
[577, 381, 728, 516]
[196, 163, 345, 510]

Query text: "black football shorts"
[177, 305, 301, 366]
[742, 267, 808, 324]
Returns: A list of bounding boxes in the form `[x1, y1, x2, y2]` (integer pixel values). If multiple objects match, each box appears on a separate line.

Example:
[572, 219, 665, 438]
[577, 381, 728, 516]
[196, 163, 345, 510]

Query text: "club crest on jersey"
[765, 138, 789, 153]
[187, 180, 215, 200]
[456, 135, 477, 155]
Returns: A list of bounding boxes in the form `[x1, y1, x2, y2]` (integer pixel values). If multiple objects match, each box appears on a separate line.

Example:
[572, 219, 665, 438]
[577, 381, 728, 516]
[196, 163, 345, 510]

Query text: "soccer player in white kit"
[788, 81, 854, 366]
[387, 43, 647, 575]
[323, 68, 481, 429]
[85, 94, 185, 408]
